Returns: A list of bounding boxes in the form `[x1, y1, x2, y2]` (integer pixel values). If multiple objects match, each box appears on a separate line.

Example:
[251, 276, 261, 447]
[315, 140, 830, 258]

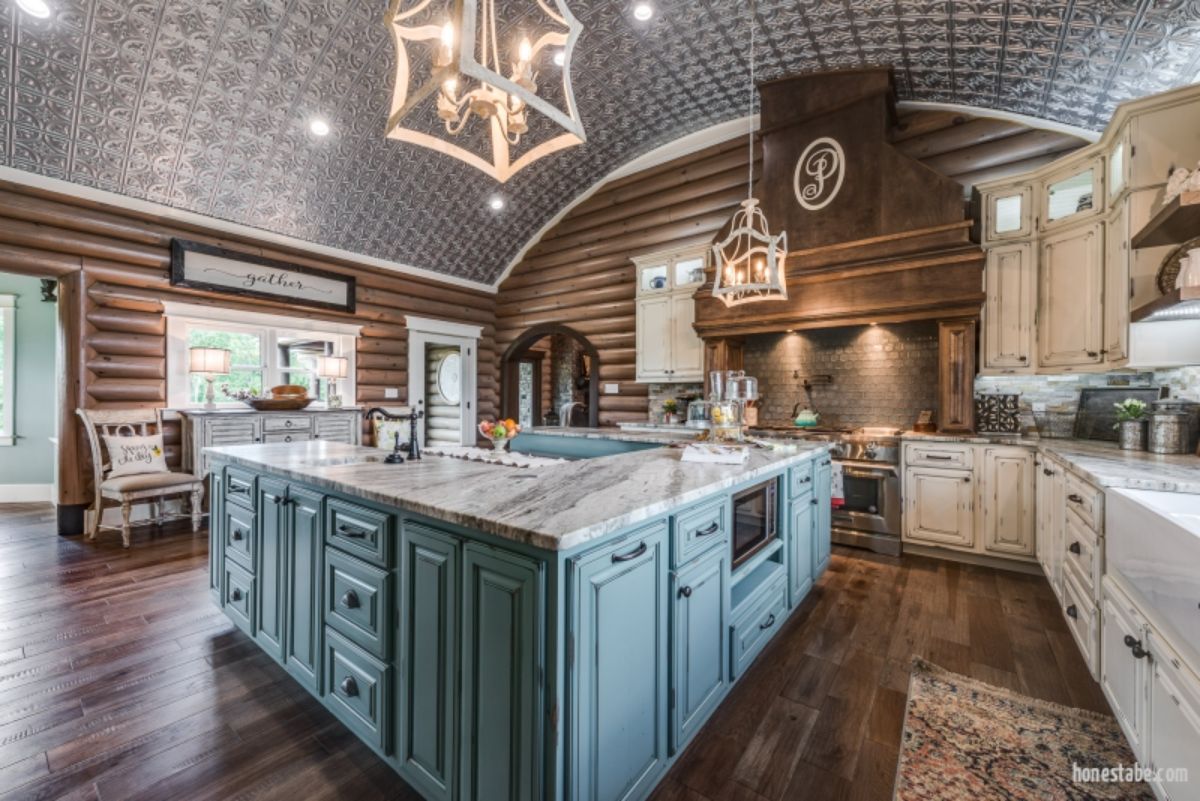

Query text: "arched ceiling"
[3, 0, 1199, 284]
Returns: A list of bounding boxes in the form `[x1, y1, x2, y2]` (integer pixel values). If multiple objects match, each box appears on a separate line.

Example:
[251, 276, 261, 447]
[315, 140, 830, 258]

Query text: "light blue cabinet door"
[789, 498, 814, 608]
[569, 523, 669, 801]
[670, 547, 727, 754]
[284, 485, 323, 693]
[256, 477, 288, 662]
[209, 472, 224, 603]
[812, 458, 833, 578]
[397, 522, 460, 801]
[460, 543, 543, 801]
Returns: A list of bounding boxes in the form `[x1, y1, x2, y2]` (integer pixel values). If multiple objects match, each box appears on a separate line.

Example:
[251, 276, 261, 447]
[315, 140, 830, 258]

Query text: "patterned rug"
[894, 658, 1154, 801]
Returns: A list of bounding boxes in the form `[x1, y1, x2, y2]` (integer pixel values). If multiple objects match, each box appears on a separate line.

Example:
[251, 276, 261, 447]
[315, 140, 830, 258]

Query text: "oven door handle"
[841, 466, 898, 480]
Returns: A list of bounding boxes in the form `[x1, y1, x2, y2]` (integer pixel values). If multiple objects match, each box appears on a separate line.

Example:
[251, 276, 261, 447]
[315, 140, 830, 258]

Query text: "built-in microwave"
[731, 478, 778, 568]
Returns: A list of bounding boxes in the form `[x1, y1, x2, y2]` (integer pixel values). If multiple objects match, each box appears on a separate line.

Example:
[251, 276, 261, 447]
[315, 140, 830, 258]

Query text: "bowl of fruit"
[479, 419, 521, 451]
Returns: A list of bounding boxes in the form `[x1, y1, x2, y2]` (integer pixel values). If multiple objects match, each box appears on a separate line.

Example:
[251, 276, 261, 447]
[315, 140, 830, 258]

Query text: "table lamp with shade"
[189, 347, 232, 409]
[316, 355, 349, 408]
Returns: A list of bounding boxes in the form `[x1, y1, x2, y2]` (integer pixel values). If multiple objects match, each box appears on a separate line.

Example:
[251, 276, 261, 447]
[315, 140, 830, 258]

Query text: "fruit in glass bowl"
[479, 419, 521, 450]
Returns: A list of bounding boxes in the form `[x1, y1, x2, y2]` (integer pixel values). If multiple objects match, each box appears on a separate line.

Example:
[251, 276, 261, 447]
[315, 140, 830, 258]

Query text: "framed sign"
[170, 239, 356, 313]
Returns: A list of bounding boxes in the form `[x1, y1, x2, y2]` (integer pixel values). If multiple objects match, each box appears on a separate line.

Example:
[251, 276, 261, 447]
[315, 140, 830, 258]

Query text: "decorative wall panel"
[3, 0, 1193, 282]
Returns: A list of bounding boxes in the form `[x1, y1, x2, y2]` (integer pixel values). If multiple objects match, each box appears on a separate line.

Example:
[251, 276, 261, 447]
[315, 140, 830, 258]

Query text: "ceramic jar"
[1179, 249, 1200, 289]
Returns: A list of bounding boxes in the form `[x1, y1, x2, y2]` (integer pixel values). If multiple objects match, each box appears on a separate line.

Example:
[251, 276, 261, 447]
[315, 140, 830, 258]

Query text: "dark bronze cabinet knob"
[340, 590, 360, 609]
[1068, 542, 1081, 555]
[339, 676, 358, 697]
[230, 588, 242, 602]
[231, 529, 243, 541]
[679, 586, 692, 598]
[1066, 604, 1078, 619]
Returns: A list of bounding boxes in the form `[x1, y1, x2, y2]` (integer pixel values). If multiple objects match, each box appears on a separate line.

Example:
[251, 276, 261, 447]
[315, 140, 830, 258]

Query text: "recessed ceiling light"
[553, 49, 565, 67]
[489, 196, 505, 211]
[309, 118, 330, 137]
[632, 2, 653, 21]
[16, 0, 51, 18]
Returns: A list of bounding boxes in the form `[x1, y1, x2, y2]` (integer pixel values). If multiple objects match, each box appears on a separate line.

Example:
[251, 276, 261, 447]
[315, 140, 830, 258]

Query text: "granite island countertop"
[205, 439, 829, 552]
[523, 425, 703, 445]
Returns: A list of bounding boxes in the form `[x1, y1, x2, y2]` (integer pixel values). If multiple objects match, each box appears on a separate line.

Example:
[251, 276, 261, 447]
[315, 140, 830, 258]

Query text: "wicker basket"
[1034, 410, 1076, 439]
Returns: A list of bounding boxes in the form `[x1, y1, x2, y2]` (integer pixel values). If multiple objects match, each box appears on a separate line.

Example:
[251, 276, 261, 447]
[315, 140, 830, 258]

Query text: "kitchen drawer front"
[1064, 473, 1104, 532]
[1063, 510, 1100, 602]
[324, 628, 392, 753]
[788, 461, 815, 498]
[326, 497, 392, 566]
[1062, 569, 1099, 677]
[223, 466, 257, 510]
[904, 442, 974, 470]
[262, 431, 311, 445]
[223, 504, 256, 572]
[324, 548, 392, 659]
[730, 571, 788, 679]
[223, 561, 255, 636]
[673, 498, 728, 567]
[263, 415, 314, 433]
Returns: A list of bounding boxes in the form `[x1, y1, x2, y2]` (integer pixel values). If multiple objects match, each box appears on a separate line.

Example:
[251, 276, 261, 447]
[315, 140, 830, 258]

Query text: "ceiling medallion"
[711, 0, 788, 308]
[385, 0, 587, 183]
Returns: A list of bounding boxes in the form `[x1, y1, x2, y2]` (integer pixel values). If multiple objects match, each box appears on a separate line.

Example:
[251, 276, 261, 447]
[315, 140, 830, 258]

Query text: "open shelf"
[731, 543, 785, 615]
[1132, 191, 1200, 249]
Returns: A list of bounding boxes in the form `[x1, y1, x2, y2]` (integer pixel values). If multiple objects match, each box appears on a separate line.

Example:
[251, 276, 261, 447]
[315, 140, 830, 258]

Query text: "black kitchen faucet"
[364, 406, 424, 464]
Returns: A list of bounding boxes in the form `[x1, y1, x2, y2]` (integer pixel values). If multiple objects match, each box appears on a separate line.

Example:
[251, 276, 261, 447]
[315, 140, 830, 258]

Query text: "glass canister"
[686, 399, 712, 429]
[1148, 411, 1189, 454]
[709, 400, 743, 442]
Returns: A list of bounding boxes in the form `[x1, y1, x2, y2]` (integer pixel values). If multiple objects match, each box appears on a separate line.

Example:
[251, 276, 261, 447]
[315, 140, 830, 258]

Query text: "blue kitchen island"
[205, 433, 832, 801]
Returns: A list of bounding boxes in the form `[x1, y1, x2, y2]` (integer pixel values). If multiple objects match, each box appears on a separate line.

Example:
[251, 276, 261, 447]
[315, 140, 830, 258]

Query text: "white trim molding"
[405, 315, 484, 339]
[0, 294, 14, 447]
[0, 483, 53, 503]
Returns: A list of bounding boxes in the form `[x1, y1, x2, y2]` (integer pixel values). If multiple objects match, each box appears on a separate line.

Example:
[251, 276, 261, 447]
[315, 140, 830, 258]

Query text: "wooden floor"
[0, 504, 1112, 801]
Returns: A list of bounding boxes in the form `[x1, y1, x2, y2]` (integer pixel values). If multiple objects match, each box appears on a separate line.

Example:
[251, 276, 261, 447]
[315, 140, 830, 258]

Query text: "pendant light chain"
[747, 0, 755, 203]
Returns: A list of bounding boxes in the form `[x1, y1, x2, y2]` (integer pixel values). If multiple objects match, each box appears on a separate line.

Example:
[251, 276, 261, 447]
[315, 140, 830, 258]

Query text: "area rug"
[893, 658, 1154, 801]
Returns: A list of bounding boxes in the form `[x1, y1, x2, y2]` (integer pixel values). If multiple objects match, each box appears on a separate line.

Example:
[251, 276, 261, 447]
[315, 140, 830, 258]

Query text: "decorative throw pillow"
[104, 434, 169, 478]
[373, 420, 406, 451]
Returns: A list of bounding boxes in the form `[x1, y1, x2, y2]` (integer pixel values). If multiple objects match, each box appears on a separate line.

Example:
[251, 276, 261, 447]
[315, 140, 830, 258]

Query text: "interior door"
[408, 331, 477, 447]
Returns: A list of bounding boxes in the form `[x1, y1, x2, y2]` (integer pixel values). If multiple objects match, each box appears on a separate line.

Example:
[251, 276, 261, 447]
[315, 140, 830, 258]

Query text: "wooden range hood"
[694, 68, 985, 339]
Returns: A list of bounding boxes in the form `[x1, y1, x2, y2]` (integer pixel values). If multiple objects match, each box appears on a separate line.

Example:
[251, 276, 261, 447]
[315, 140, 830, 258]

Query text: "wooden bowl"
[268, 384, 308, 399]
[242, 397, 315, 411]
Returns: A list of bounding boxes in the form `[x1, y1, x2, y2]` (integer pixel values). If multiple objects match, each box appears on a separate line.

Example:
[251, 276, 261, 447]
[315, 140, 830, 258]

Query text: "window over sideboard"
[164, 301, 361, 409]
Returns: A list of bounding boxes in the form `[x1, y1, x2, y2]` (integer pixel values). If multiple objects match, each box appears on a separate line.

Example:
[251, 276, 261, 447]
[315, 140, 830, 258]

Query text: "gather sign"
[170, 239, 356, 313]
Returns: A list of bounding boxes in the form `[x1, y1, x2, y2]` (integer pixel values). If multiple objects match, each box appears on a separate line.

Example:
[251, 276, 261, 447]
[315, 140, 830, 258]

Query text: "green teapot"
[793, 408, 820, 428]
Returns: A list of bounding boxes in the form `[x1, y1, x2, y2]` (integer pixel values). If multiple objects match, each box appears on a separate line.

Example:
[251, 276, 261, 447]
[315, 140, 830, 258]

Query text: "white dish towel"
[830, 461, 845, 504]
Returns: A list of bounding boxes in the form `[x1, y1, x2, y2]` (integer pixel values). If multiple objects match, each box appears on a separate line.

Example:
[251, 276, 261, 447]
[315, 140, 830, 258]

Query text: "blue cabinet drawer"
[673, 498, 728, 567]
[788, 461, 814, 498]
[224, 466, 256, 510]
[223, 504, 255, 572]
[324, 547, 392, 660]
[223, 561, 255, 636]
[324, 628, 392, 754]
[326, 497, 392, 566]
[730, 569, 788, 679]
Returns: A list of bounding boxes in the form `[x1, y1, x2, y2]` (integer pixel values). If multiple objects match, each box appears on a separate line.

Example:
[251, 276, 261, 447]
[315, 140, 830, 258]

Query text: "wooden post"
[55, 271, 89, 534]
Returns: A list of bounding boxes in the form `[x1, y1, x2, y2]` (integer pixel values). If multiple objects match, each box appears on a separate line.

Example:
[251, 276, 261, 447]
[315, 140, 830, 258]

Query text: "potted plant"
[662, 398, 679, 425]
[1114, 398, 1148, 451]
[479, 418, 520, 451]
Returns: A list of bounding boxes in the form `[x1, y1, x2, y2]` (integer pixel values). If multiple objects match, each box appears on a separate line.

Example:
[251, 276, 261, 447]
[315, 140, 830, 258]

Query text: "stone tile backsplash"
[743, 322, 940, 430]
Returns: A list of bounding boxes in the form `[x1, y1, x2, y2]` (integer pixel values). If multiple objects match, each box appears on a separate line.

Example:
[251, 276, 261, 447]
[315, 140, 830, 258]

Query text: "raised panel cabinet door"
[209, 472, 225, 602]
[1038, 222, 1104, 368]
[569, 524, 669, 801]
[460, 543, 544, 801]
[397, 522, 461, 801]
[982, 242, 1035, 371]
[284, 485, 324, 692]
[812, 458, 833, 577]
[636, 295, 673, 381]
[669, 294, 704, 381]
[1103, 201, 1130, 364]
[1035, 461, 1057, 580]
[1147, 637, 1200, 801]
[255, 477, 288, 662]
[981, 447, 1035, 556]
[903, 467, 974, 548]
[670, 547, 727, 753]
[1100, 585, 1147, 758]
[788, 499, 813, 607]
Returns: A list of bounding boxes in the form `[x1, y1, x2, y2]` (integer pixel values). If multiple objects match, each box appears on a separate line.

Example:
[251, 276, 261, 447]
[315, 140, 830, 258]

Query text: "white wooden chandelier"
[711, 0, 788, 307]
[386, 0, 587, 182]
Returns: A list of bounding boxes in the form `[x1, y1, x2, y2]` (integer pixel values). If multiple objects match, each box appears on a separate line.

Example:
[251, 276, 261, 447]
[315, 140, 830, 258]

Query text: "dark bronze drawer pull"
[339, 676, 359, 697]
[228, 484, 248, 495]
[798, 476, 812, 483]
[925, 454, 953, 461]
[1066, 604, 1078, 619]
[1068, 542, 1081, 555]
[1067, 493, 1084, 504]
[337, 524, 368, 539]
[1124, 635, 1150, 659]
[696, 522, 720, 537]
[340, 590, 360, 609]
[285, 420, 293, 428]
[759, 613, 776, 630]
[1043, 468, 1054, 476]
[612, 542, 647, 563]
[230, 588, 243, 602]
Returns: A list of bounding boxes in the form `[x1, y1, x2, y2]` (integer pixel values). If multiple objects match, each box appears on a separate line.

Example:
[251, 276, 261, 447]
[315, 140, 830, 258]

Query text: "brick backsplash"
[743, 322, 940, 430]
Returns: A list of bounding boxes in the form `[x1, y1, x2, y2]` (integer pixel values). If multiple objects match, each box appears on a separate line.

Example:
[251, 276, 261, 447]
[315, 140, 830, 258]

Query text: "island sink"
[205, 438, 832, 801]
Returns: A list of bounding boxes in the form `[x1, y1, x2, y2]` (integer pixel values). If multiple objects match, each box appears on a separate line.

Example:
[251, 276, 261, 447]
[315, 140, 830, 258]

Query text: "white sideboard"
[180, 408, 362, 477]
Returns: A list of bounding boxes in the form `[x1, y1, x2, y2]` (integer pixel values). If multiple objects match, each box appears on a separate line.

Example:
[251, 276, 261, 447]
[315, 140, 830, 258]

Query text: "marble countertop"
[901, 431, 1200, 493]
[205, 439, 828, 552]
[523, 426, 704, 445]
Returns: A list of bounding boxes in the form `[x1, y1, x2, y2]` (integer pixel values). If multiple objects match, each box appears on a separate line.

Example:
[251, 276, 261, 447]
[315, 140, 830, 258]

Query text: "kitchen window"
[0, 295, 13, 446]
[164, 301, 360, 409]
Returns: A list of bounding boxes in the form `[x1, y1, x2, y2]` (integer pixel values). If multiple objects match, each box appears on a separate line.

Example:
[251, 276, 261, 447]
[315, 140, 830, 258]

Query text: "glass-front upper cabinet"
[1040, 157, 1103, 231]
[638, 262, 670, 293]
[634, 246, 708, 295]
[983, 184, 1033, 242]
[1108, 127, 1130, 201]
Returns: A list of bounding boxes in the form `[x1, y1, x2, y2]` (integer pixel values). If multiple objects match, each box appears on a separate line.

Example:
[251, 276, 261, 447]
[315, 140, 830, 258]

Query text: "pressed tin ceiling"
[4, 1, 1200, 284]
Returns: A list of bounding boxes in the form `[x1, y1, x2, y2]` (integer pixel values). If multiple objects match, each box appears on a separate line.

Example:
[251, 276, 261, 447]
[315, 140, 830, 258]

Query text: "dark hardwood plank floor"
[0, 504, 1111, 801]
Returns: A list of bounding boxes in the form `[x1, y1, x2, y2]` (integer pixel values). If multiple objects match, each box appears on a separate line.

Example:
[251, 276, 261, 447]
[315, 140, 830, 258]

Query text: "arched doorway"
[501, 324, 599, 428]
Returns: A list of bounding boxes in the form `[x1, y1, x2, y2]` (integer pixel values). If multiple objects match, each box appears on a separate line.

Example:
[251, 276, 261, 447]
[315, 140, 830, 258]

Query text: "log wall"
[0, 181, 496, 507]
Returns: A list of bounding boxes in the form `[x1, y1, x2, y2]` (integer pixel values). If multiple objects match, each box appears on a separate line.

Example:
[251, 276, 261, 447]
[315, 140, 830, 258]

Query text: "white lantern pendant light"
[711, 0, 788, 307]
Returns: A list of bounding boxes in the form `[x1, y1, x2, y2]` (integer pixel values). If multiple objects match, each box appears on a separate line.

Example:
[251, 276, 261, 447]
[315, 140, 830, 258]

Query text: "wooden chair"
[77, 408, 205, 548]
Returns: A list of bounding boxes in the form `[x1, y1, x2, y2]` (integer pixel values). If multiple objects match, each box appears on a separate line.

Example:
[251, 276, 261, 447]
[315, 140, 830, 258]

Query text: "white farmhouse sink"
[1107, 488, 1200, 665]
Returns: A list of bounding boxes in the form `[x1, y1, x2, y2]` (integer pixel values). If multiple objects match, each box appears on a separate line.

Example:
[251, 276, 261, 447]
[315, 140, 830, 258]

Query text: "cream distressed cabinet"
[634, 248, 706, 383]
[982, 242, 1035, 372]
[1038, 221, 1105, 369]
[903, 466, 974, 548]
[979, 446, 1036, 556]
